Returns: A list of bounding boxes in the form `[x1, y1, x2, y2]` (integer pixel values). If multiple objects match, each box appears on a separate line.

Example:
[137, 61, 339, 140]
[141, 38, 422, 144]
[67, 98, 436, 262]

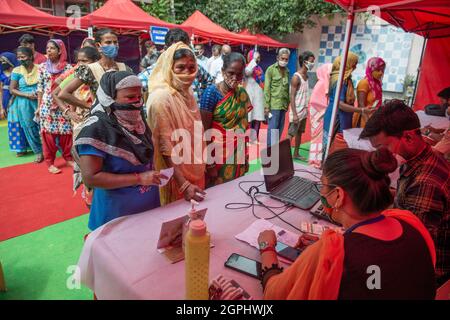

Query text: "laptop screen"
[261, 139, 294, 191]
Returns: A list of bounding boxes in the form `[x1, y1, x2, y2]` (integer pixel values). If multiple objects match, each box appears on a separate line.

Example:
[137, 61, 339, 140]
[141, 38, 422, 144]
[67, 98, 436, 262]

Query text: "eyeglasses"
[313, 182, 337, 194]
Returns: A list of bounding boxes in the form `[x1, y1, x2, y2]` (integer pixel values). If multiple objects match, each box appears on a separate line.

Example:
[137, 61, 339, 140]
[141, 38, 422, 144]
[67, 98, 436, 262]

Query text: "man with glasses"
[359, 99, 449, 286]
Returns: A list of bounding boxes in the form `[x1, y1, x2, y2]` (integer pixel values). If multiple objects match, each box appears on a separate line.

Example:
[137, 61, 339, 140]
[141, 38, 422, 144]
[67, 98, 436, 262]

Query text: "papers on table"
[343, 128, 375, 152]
[235, 219, 299, 249]
[416, 111, 449, 130]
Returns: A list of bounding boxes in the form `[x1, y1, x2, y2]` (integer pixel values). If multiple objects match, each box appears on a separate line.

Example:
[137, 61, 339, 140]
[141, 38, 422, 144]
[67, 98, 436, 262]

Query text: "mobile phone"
[275, 242, 301, 262]
[224, 253, 262, 279]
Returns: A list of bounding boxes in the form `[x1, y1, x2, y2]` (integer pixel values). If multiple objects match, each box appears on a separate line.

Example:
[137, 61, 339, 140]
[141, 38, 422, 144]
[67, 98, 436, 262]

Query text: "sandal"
[48, 165, 62, 174]
[34, 154, 44, 163]
[16, 152, 27, 157]
[293, 154, 307, 162]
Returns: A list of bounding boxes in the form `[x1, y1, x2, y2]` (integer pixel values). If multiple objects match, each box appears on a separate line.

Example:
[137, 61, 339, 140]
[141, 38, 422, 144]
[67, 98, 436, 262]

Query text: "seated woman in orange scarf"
[258, 148, 437, 299]
[200, 52, 251, 187]
[146, 42, 206, 206]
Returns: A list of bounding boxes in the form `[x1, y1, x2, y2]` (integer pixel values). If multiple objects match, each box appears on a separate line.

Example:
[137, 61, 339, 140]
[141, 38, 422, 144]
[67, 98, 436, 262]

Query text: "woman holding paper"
[353, 57, 386, 128]
[74, 71, 165, 230]
[146, 42, 206, 206]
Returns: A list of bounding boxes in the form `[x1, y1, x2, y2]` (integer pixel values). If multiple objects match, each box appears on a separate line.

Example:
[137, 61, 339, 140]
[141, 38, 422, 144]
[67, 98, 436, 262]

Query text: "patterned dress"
[37, 63, 73, 135]
[200, 85, 251, 186]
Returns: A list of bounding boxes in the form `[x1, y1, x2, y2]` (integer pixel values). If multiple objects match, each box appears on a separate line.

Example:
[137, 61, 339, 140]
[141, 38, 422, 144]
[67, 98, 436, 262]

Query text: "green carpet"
[0, 125, 35, 168]
[0, 214, 91, 300]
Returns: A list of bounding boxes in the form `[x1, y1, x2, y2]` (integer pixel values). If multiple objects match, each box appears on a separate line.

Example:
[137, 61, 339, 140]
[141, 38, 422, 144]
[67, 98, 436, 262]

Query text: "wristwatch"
[259, 241, 275, 254]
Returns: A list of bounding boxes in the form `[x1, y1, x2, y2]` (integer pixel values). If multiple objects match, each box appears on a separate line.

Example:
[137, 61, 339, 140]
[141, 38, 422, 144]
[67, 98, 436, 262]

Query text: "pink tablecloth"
[77, 164, 328, 300]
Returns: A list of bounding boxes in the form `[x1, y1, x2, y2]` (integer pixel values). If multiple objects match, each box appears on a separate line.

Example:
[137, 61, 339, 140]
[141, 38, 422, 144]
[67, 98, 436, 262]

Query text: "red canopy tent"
[80, 0, 178, 34]
[238, 29, 297, 48]
[181, 11, 257, 45]
[0, 0, 69, 35]
[322, 0, 450, 157]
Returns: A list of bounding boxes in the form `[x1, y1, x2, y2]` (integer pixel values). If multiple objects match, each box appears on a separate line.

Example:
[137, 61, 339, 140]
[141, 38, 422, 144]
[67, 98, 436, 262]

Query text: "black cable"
[225, 181, 305, 233]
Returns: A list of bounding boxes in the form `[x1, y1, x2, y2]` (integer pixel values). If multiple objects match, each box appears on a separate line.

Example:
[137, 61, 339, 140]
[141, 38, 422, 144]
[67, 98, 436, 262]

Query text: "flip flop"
[48, 165, 62, 174]
[293, 155, 307, 162]
[34, 154, 44, 163]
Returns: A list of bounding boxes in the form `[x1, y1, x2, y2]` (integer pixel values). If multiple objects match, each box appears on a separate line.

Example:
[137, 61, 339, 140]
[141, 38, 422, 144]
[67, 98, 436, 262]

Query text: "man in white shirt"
[210, 44, 232, 84]
[207, 44, 221, 73]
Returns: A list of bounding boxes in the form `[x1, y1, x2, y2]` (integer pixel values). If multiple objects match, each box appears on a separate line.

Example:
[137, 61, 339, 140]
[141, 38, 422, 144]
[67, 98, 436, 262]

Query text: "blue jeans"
[267, 109, 286, 147]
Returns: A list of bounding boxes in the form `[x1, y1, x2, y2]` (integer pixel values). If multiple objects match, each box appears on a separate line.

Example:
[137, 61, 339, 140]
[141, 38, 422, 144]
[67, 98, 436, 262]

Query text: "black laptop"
[261, 139, 320, 210]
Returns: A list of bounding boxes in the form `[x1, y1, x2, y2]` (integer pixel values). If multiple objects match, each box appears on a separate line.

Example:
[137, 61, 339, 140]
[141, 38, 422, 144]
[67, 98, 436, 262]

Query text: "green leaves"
[137, 0, 341, 36]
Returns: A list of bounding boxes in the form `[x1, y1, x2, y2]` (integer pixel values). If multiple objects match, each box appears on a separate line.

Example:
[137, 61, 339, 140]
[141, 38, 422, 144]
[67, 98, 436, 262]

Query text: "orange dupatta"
[263, 209, 436, 300]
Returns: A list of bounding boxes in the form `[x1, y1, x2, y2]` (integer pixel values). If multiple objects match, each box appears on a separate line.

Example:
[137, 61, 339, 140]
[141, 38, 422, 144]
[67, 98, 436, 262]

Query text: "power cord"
[225, 181, 304, 233]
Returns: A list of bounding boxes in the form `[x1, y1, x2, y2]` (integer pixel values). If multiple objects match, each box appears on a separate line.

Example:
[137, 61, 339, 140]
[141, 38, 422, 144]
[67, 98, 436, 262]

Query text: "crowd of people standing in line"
[0, 27, 448, 298]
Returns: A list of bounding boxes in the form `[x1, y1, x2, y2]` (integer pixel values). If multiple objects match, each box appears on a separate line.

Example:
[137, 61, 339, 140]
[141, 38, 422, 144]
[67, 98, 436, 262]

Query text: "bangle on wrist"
[179, 180, 191, 193]
[63, 108, 70, 116]
[134, 172, 141, 186]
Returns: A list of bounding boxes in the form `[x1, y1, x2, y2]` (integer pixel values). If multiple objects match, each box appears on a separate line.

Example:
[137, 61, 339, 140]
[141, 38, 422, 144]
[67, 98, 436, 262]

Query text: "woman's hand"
[184, 184, 206, 202]
[138, 171, 168, 186]
[206, 165, 218, 184]
[258, 230, 277, 248]
[28, 92, 37, 100]
[66, 110, 82, 123]
[295, 233, 319, 249]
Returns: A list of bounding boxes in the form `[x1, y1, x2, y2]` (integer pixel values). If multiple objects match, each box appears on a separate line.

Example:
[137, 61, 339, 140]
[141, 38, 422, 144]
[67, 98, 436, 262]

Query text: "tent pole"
[88, 27, 93, 38]
[324, 9, 355, 160]
[411, 37, 427, 108]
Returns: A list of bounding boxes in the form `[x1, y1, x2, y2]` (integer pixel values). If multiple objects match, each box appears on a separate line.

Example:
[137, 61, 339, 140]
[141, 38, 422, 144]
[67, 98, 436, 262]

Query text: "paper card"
[235, 219, 300, 249]
[159, 167, 174, 187]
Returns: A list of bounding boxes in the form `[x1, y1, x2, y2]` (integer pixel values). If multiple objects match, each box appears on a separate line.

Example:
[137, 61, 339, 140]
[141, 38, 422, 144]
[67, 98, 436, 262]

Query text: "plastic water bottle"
[185, 220, 210, 300]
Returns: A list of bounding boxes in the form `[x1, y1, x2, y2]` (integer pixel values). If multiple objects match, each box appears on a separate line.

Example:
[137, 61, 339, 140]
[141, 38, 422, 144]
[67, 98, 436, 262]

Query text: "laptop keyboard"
[277, 177, 316, 200]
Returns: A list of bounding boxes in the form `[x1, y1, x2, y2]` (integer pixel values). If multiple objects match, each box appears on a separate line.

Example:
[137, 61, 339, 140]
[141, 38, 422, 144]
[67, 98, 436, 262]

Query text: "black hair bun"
[361, 148, 397, 179]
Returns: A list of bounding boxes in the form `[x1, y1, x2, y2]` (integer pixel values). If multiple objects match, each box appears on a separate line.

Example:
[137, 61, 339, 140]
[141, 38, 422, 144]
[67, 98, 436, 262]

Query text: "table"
[416, 111, 449, 130]
[77, 164, 329, 300]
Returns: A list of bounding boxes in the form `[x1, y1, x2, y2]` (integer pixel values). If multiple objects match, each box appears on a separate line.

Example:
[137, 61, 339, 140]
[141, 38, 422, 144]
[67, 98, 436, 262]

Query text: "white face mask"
[305, 61, 315, 71]
[278, 60, 288, 68]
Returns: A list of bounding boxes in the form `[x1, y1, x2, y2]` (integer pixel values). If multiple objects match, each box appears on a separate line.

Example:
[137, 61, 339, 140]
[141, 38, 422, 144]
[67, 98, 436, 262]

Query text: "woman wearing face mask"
[74, 71, 164, 230]
[0, 52, 19, 120]
[58, 29, 131, 112]
[245, 50, 265, 144]
[288, 51, 315, 161]
[353, 57, 386, 128]
[147, 42, 206, 206]
[258, 147, 436, 300]
[53, 46, 101, 137]
[323, 53, 365, 155]
[200, 52, 251, 187]
[36, 39, 73, 174]
[8, 47, 42, 162]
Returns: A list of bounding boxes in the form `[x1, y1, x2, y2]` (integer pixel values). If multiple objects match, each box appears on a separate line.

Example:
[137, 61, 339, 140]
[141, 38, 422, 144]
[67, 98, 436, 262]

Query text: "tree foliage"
[137, 0, 340, 36]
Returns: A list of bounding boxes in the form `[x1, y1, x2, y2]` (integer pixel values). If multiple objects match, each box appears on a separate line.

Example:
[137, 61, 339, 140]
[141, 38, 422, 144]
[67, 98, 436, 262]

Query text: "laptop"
[261, 139, 321, 210]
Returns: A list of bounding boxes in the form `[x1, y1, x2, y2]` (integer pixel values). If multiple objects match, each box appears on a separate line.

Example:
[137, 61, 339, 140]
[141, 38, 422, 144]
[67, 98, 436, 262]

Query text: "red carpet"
[0, 158, 88, 241]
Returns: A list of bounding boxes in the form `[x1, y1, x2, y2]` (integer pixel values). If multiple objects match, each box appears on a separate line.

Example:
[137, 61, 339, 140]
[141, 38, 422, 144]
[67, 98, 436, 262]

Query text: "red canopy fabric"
[238, 29, 297, 48]
[80, 0, 177, 31]
[325, 0, 450, 39]
[413, 38, 450, 110]
[0, 0, 68, 28]
[181, 11, 257, 45]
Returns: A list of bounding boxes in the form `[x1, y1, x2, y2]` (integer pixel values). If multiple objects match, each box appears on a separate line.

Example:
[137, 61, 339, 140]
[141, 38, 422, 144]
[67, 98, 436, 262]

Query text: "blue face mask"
[101, 45, 119, 59]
